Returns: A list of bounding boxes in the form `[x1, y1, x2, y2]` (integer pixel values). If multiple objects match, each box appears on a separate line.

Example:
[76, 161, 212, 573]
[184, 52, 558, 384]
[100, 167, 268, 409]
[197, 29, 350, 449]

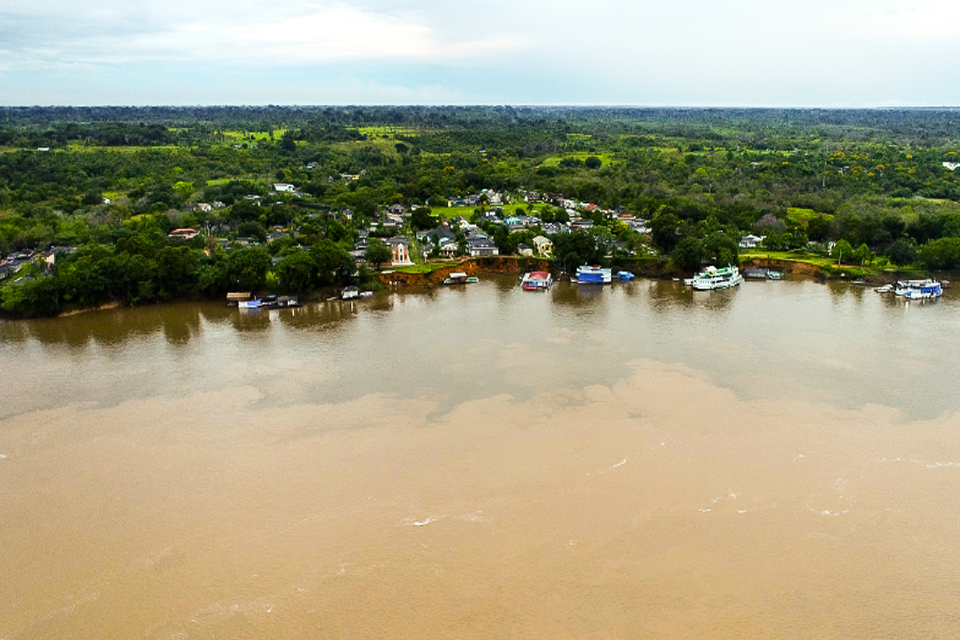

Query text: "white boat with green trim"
[691, 265, 743, 291]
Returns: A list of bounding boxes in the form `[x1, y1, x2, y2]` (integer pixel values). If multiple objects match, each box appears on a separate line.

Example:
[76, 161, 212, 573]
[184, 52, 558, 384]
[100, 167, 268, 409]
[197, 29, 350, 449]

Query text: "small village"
[0, 173, 860, 311]
[0, 183, 658, 287]
[4, 107, 958, 319]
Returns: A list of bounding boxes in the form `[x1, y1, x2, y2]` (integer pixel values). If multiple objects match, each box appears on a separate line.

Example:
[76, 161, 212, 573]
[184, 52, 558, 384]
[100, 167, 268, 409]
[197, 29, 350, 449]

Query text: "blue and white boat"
[691, 265, 743, 291]
[617, 271, 635, 281]
[574, 265, 612, 284]
[896, 279, 942, 299]
[238, 298, 262, 309]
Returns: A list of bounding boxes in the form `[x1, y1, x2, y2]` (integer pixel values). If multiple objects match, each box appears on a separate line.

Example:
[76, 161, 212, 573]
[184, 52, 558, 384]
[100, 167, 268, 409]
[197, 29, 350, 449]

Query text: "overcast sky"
[1, 0, 957, 106]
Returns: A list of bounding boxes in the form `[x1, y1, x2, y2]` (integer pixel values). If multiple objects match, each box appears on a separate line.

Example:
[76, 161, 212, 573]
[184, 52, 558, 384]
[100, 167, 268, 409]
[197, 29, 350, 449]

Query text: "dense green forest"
[2, 106, 960, 317]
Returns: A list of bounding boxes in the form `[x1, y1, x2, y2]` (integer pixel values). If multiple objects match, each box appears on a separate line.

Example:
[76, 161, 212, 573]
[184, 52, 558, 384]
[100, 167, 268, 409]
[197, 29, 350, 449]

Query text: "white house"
[440, 243, 459, 258]
[739, 234, 764, 249]
[274, 183, 296, 192]
[168, 228, 200, 240]
[483, 189, 503, 206]
[533, 235, 553, 256]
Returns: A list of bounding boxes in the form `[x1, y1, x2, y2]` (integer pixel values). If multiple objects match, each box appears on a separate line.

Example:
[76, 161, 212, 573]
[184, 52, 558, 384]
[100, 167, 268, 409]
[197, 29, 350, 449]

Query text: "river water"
[2, 275, 960, 638]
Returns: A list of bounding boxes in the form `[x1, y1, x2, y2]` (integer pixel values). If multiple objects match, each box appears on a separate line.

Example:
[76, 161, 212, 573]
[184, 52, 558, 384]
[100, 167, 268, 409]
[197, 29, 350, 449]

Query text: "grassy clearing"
[740, 149, 795, 156]
[393, 262, 452, 274]
[349, 126, 418, 138]
[221, 129, 287, 143]
[909, 197, 953, 204]
[330, 138, 404, 155]
[59, 144, 183, 153]
[205, 178, 233, 186]
[431, 204, 540, 221]
[741, 249, 834, 267]
[742, 249, 893, 276]
[432, 206, 474, 220]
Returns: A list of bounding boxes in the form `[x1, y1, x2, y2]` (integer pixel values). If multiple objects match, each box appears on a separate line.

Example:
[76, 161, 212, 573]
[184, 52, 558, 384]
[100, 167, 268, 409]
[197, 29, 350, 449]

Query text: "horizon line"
[2, 104, 960, 110]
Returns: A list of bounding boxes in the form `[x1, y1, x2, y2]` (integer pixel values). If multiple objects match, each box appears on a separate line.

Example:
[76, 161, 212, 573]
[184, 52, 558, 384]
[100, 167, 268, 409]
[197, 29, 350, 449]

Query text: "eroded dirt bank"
[378, 257, 552, 287]
[740, 258, 823, 276]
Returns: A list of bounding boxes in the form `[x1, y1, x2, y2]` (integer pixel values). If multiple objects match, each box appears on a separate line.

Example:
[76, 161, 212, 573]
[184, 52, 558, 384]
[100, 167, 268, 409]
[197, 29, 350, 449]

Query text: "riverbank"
[379, 257, 552, 287]
[739, 251, 947, 285]
[380, 255, 889, 289]
[0, 254, 943, 321]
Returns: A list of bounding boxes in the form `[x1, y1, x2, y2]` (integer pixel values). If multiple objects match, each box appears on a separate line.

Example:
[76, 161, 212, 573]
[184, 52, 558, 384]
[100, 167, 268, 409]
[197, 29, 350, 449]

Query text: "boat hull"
[904, 286, 942, 300]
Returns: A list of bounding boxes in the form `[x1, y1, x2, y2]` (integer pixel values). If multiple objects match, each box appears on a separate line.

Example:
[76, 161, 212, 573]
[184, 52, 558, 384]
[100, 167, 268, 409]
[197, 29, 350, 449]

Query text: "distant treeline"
[3, 105, 960, 142]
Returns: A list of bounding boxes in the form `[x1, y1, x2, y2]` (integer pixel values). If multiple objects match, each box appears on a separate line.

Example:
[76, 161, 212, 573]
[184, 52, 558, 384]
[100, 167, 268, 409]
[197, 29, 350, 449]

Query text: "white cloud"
[0, 1, 523, 69]
[0, 0, 958, 105]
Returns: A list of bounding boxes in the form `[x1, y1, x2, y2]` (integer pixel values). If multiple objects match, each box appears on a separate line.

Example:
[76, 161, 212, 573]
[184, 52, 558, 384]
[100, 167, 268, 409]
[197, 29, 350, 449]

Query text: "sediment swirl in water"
[2, 359, 960, 638]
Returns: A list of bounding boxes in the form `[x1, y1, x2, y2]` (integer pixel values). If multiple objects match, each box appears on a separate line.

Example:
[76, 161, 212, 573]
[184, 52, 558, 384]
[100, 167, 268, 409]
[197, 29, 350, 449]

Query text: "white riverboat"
[691, 265, 743, 291]
[895, 279, 942, 300]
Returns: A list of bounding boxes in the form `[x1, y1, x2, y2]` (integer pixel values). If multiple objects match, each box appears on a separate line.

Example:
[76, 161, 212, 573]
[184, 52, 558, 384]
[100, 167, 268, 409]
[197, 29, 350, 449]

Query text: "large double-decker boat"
[691, 265, 743, 291]
[574, 265, 612, 284]
[895, 278, 942, 299]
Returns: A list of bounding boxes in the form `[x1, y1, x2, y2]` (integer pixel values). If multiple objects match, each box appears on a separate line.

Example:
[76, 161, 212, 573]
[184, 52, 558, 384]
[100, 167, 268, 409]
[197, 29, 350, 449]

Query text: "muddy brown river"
[2, 275, 960, 638]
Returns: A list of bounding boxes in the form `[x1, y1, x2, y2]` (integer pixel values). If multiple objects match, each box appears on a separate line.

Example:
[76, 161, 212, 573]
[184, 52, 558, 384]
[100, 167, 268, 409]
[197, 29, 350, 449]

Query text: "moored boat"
[341, 286, 360, 300]
[521, 271, 553, 290]
[691, 265, 743, 291]
[895, 279, 942, 299]
[903, 281, 942, 300]
[226, 291, 253, 307]
[443, 272, 469, 284]
[617, 271, 635, 281]
[238, 298, 262, 309]
[574, 265, 612, 284]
